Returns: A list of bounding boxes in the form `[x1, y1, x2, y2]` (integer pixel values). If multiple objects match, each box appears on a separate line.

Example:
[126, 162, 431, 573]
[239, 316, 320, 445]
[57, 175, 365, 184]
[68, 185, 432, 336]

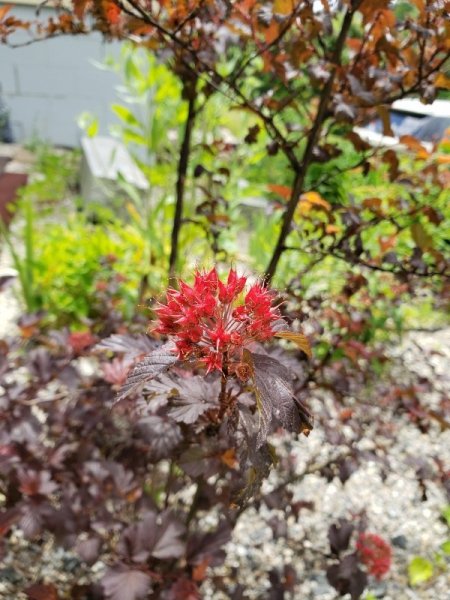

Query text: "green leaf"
[111, 104, 142, 129]
[408, 556, 434, 586]
[77, 111, 99, 137]
[441, 540, 450, 555]
[121, 128, 147, 146]
[442, 505, 450, 527]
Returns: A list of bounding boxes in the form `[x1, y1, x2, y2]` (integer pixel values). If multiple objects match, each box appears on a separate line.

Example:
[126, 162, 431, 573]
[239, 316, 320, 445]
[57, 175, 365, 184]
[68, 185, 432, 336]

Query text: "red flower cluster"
[356, 533, 392, 579]
[154, 267, 283, 373]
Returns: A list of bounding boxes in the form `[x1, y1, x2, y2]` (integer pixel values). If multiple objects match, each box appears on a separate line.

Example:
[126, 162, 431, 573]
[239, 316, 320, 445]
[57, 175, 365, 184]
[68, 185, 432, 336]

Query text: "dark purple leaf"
[250, 353, 299, 447]
[150, 512, 186, 559]
[187, 521, 231, 567]
[0, 507, 20, 537]
[0, 274, 15, 291]
[164, 578, 201, 600]
[102, 566, 152, 600]
[268, 569, 284, 600]
[328, 520, 354, 555]
[20, 501, 44, 538]
[327, 553, 367, 600]
[118, 511, 185, 562]
[347, 74, 375, 104]
[57, 364, 81, 389]
[18, 469, 58, 497]
[106, 462, 137, 497]
[179, 445, 221, 478]
[136, 416, 182, 459]
[95, 334, 156, 358]
[140, 374, 178, 411]
[349, 568, 368, 600]
[76, 536, 102, 565]
[116, 344, 177, 402]
[244, 124, 260, 144]
[338, 458, 358, 484]
[28, 348, 54, 383]
[168, 377, 220, 424]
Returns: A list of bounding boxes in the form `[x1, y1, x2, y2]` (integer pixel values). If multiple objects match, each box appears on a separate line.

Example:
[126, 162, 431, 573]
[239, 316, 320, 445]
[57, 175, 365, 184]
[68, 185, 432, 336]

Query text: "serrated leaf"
[245, 351, 302, 447]
[118, 511, 185, 563]
[408, 556, 434, 586]
[0, 508, 20, 537]
[116, 344, 177, 402]
[243, 351, 272, 447]
[151, 513, 186, 559]
[234, 440, 275, 506]
[168, 377, 220, 424]
[141, 374, 178, 412]
[102, 567, 152, 600]
[275, 331, 312, 358]
[179, 445, 221, 478]
[136, 415, 182, 459]
[75, 536, 102, 566]
[95, 334, 156, 359]
[294, 396, 314, 436]
[187, 521, 232, 566]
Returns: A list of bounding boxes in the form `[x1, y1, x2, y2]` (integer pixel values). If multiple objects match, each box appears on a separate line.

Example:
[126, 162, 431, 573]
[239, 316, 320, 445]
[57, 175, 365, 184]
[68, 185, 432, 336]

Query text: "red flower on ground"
[356, 533, 392, 579]
[153, 267, 284, 374]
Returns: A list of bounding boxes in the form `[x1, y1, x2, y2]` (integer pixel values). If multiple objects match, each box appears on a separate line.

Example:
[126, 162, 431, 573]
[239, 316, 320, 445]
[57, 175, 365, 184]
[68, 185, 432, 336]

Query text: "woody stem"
[218, 352, 229, 420]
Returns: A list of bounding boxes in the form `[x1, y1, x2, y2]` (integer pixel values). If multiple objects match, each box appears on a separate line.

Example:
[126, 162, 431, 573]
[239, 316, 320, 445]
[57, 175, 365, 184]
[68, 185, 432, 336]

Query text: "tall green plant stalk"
[0, 193, 38, 312]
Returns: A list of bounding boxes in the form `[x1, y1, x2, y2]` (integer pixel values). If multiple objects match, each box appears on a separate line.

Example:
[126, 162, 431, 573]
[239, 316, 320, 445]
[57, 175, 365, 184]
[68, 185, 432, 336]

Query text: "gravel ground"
[220, 329, 450, 599]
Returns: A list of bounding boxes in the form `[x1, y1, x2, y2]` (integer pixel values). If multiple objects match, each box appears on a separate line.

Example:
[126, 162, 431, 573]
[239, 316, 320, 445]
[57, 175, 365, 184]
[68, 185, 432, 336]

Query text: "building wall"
[0, 5, 121, 147]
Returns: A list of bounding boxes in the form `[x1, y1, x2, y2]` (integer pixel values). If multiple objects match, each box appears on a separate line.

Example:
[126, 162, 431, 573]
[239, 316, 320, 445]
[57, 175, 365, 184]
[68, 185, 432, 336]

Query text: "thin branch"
[230, 1, 304, 83]
[284, 245, 449, 279]
[264, 2, 362, 283]
[169, 77, 198, 283]
[117, 0, 300, 170]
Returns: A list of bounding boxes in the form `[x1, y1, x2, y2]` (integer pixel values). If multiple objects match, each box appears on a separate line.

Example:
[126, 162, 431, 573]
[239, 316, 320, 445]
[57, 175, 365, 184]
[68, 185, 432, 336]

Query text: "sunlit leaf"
[441, 540, 450, 555]
[300, 191, 331, 212]
[435, 73, 450, 89]
[410, 222, 433, 252]
[408, 556, 433, 585]
[399, 135, 426, 152]
[0, 4, 12, 22]
[274, 0, 294, 16]
[275, 331, 312, 358]
[268, 184, 292, 200]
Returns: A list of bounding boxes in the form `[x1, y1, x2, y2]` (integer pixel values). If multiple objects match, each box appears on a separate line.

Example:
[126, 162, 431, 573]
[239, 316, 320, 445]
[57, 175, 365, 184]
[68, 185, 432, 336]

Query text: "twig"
[264, 2, 362, 283]
[168, 77, 198, 283]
